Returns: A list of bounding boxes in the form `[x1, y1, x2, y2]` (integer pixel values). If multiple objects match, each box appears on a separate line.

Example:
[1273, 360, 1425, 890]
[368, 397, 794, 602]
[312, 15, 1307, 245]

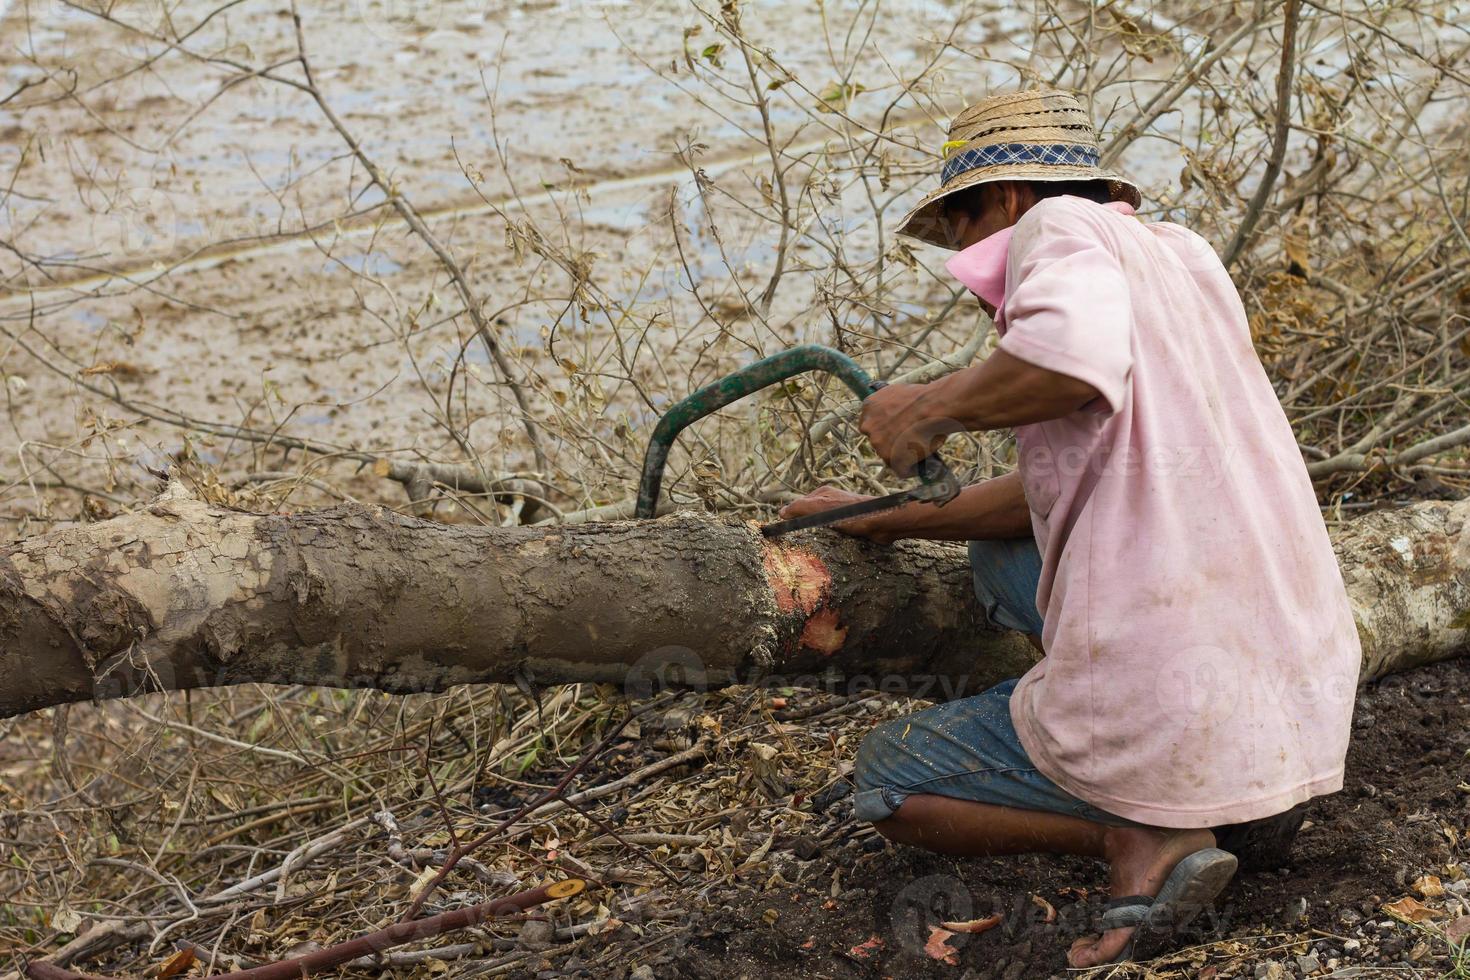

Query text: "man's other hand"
[778, 486, 899, 544]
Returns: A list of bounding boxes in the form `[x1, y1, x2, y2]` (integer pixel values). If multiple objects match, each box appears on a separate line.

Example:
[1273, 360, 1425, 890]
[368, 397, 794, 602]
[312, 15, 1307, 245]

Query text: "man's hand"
[858, 382, 953, 477]
[777, 486, 900, 544]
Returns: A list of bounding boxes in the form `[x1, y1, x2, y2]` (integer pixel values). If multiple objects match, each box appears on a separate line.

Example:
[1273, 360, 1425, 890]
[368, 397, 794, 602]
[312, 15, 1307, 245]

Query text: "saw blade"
[760, 489, 919, 538]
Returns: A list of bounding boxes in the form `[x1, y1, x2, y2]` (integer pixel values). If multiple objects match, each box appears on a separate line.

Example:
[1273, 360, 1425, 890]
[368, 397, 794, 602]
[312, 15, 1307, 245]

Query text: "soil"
[624, 657, 1470, 979]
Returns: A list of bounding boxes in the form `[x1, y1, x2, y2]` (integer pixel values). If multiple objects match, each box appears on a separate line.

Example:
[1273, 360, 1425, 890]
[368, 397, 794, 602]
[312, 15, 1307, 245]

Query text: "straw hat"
[895, 89, 1141, 250]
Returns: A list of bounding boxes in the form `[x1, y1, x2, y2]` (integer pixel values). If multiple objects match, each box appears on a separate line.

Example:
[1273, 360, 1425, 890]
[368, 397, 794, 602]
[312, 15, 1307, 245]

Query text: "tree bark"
[0, 483, 1465, 720]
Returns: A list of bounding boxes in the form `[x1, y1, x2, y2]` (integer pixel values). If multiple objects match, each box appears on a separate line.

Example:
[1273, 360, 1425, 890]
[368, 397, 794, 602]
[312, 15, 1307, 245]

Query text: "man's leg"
[853, 672, 1223, 968]
[967, 537, 1047, 639]
[853, 539, 1228, 965]
[872, 795, 1215, 966]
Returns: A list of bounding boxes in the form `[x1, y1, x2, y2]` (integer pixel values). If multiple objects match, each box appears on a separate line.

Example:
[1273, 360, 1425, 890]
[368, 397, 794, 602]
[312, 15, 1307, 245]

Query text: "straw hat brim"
[895, 161, 1142, 251]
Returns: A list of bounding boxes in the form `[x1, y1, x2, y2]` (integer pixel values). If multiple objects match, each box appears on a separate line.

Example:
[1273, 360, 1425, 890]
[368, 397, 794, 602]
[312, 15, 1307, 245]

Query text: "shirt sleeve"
[997, 199, 1133, 415]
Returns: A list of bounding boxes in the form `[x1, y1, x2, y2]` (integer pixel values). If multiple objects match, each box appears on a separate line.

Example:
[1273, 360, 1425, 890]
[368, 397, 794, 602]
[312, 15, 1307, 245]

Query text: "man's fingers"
[778, 500, 811, 519]
[889, 431, 943, 478]
[779, 487, 854, 519]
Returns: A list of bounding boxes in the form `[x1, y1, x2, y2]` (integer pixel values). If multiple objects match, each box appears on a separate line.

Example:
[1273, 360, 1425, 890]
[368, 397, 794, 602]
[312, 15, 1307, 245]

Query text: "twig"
[286, 3, 548, 478]
[24, 880, 585, 980]
[201, 818, 370, 905]
[398, 699, 667, 921]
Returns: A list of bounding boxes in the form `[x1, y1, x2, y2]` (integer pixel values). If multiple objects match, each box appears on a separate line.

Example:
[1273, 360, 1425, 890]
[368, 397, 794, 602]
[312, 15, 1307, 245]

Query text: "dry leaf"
[247, 907, 269, 944]
[589, 915, 623, 937]
[848, 934, 884, 959]
[1383, 896, 1443, 922]
[80, 360, 147, 377]
[940, 912, 1002, 934]
[1413, 874, 1445, 898]
[1445, 915, 1470, 947]
[408, 864, 439, 896]
[155, 947, 196, 979]
[749, 742, 779, 762]
[1283, 218, 1311, 277]
[50, 904, 82, 933]
[924, 926, 959, 965]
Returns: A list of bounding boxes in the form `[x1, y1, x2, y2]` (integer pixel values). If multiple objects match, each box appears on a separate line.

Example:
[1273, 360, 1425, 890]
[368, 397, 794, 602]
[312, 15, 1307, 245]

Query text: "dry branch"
[24, 878, 585, 980]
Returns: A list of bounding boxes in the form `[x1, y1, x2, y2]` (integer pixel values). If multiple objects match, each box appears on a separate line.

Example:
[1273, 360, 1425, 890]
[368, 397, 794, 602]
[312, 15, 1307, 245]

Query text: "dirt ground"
[597, 659, 1470, 980]
[2, 656, 1466, 978]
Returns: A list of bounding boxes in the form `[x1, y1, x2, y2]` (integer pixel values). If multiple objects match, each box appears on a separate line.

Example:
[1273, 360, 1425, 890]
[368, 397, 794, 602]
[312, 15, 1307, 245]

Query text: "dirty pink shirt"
[946, 196, 1361, 828]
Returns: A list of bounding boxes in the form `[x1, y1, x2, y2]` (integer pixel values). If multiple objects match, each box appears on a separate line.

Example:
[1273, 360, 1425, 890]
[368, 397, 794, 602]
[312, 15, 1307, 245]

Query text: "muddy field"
[3, 0, 1044, 508]
[6, 0, 1459, 523]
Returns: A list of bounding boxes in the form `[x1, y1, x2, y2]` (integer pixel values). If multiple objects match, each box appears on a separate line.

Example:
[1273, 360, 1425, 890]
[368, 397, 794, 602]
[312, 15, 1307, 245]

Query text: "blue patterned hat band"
[942, 142, 1102, 186]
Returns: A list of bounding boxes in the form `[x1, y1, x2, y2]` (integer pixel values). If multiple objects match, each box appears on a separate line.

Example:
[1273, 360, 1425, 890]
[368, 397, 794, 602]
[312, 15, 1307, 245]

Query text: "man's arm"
[776, 470, 1032, 544]
[857, 348, 1101, 476]
[778, 350, 1092, 542]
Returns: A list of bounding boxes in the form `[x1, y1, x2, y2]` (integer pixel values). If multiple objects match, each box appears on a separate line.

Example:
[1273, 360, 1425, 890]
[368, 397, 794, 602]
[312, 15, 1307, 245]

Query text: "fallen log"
[0, 482, 1465, 720]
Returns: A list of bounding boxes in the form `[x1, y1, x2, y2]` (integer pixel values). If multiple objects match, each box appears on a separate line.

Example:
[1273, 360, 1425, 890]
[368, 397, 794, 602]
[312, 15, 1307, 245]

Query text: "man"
[780, 89, 1361, 966]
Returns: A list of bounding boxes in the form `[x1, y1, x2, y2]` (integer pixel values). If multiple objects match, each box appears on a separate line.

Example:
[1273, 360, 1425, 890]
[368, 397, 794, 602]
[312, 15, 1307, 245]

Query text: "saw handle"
[634, 344, 959, 519]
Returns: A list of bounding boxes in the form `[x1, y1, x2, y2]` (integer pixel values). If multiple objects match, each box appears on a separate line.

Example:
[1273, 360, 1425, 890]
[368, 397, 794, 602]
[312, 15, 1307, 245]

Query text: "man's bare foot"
[1066, 826, 1218, 968]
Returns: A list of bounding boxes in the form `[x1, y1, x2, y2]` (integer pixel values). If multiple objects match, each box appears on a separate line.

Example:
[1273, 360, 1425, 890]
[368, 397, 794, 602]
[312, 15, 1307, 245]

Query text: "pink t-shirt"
[946, 196, 1361, 828]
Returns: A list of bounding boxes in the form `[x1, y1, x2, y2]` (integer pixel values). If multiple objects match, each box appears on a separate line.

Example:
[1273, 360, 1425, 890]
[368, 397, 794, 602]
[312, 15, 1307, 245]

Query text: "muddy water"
[5, 0, 1022, 273]
[0, 0, 1060, 516]
[0, 0, 1362, 520]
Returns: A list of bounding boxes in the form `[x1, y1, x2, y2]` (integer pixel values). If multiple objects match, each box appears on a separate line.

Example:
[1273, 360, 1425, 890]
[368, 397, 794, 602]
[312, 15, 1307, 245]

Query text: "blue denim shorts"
[852, 538, 1137, 827]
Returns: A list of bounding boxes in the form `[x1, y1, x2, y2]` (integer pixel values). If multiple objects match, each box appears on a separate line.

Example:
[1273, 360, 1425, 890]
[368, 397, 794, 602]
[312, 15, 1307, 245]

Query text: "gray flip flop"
[1101, 847, 1239, 964]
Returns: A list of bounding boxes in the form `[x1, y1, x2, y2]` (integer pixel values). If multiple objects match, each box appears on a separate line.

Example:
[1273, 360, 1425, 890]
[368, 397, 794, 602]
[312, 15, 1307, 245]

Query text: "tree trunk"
[0, 483, 1465, 720]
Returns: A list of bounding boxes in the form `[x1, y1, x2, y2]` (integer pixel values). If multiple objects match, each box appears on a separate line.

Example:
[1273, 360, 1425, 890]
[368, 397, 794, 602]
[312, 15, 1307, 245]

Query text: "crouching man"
[780, 90, 1360, 966]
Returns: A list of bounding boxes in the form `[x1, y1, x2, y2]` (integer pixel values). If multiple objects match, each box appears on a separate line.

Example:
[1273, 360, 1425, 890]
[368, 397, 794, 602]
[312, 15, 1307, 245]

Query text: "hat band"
[942, 142, 1100, 185]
